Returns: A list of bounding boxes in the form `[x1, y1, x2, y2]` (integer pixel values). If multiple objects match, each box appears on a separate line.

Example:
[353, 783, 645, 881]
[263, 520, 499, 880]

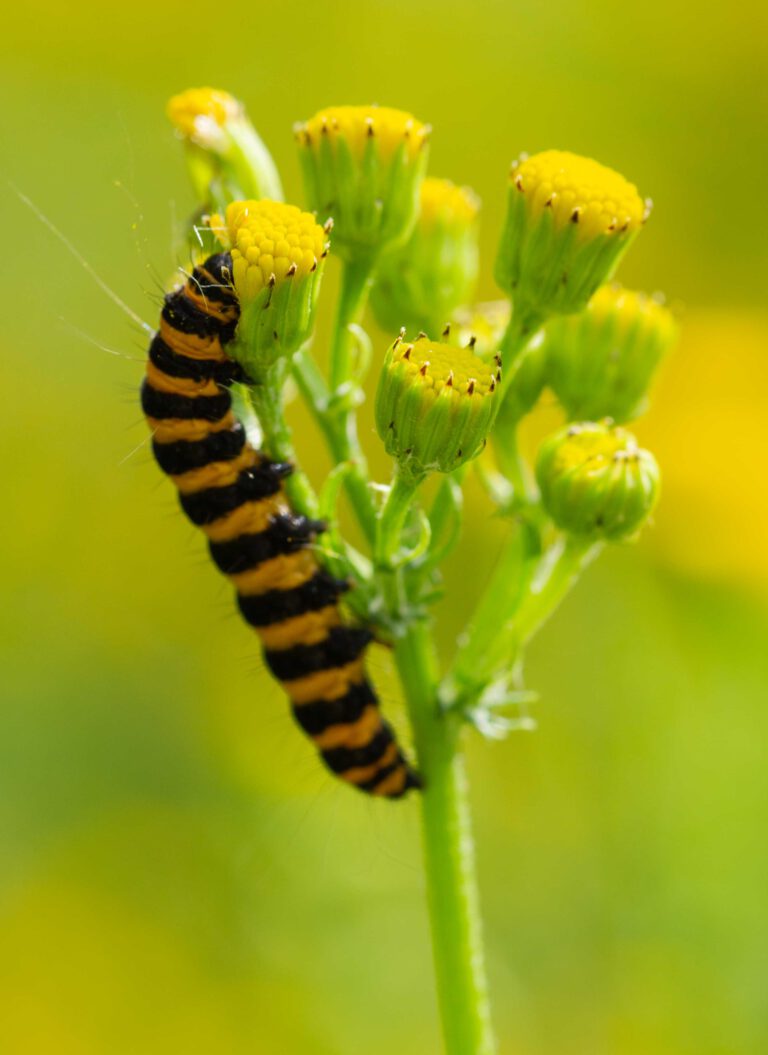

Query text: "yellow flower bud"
[496, 150, 649, 329]
[167, 86, 282, 209]
[295, 104, 430, 261]
[536, 420, 660, 541]
[211, 199, 329, 374]
[375, 334, 499, 481]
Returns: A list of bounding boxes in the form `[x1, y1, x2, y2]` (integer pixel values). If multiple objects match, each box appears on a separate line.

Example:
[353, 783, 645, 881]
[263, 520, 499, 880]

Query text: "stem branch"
[239, 363, 319, 518]
[293, 259, 379, 546]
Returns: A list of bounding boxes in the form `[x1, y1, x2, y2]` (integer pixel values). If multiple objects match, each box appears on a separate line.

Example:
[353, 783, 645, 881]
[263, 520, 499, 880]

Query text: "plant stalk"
[394, 621, 497, 1055]
[376, 477, 496, 1055]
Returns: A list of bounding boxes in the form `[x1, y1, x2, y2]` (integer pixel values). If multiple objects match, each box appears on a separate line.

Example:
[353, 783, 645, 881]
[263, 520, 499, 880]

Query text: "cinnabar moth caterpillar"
[142, 253, 419, 798]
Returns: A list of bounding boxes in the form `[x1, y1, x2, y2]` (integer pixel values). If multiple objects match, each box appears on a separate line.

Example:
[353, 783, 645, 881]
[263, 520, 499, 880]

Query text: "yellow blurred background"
[2, 2, 767, 1052]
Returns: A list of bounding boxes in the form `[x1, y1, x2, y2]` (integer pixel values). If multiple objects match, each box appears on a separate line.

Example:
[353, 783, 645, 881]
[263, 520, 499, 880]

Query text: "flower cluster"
[161, 86, 675, 1055]
[166, 84, 671, 719]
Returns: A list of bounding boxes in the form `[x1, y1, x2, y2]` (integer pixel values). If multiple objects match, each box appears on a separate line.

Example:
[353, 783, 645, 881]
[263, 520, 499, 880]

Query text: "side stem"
[244, 362, 319, 518]
[293, 258, 379, 545]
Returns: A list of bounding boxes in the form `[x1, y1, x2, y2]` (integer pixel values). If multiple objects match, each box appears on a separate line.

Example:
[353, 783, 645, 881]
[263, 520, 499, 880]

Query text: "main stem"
[395, 622, 496, 1055]
[377, 474, 496, 1055]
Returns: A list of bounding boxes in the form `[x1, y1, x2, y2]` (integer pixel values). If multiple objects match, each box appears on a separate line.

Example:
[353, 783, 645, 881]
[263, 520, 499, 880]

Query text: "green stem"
[328, 258, 378, 545]
[511, 535, 602, 648]
[498, 304, 544, 379]
[376, 475, 496, 1055]
[451, 516, 540, 697]
[492, 306, 546, 511]
[244, 363, 319, 519]
[411, 472, 465, 589]
[394, 622, 496, 1055]
[329, 256, 376, 389]
[492, 417, 536, 510]
[375, 468, 423, 568]
[449, 533, 601, 709]
[292, 261, 379, 547]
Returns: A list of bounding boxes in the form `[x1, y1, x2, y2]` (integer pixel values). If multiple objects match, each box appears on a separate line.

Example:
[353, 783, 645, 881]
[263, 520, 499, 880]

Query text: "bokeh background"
[2, 2, 767, 1052]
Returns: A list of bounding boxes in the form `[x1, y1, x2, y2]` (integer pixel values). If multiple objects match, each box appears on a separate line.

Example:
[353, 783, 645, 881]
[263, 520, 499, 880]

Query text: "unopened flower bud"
[167, 86, 283, 209]
[536, 420, 659, 541]
[295, 105, 430, 262]
[375, 334, 499, 481]
[212, 199, 329, 375]
[543, 284, 678, 423]
[495, 150, 648, 329]
[370, 178, 480, 335]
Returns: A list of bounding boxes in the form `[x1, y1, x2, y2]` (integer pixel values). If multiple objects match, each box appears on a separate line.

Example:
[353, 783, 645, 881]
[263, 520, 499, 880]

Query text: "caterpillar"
[141, 252, 419, 798]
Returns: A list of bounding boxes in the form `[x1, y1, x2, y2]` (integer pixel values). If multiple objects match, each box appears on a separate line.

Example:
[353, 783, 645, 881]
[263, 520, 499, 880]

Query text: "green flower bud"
[295, 105, 430, 263]
[370, 178, 480, 335]
[212, 199, 329, 376]
[536, 420, 659, 541]
[375, 334, 499, 482]
[495, 150, 649, 329]
[543, 284, 678, 423]
[167, 87, 283, 210]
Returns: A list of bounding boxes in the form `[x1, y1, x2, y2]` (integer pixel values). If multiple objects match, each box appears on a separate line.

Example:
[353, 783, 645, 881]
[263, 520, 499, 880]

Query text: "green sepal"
[229, 267, 325, 378]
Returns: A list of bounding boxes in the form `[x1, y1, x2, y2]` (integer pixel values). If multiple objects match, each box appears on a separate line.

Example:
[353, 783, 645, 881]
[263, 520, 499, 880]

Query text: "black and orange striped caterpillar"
[141, 252, 419, 798]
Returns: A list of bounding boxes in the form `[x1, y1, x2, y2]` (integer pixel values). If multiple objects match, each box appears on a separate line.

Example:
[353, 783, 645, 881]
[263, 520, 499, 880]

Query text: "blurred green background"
[2, 2, 767, 1052]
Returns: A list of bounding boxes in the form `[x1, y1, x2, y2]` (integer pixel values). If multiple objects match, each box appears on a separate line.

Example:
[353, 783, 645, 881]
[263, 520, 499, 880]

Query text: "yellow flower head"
[296, 105, 430, 161]
[166, 87, 241, 143]
[511, 150, 647, 241]
[213, 199, 329, 301]
[296, 104, 430, 260]
[166, 87, 283, 207]
[496, 149, 648, 327]
[419, 178, 480, 229]
[391, 335, 497, 398]
[376, 334, 499, 480]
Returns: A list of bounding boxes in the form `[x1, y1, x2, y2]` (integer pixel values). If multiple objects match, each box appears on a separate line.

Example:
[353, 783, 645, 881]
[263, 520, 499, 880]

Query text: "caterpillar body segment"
[142, 253, 418, 798]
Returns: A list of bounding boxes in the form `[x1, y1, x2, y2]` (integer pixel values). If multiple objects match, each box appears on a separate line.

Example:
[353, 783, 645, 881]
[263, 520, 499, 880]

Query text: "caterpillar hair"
[141, 252, 419, 798]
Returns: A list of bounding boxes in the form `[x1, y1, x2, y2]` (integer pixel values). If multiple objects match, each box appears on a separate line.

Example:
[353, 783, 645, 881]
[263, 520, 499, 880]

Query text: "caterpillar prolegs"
[141, 253, 419, 798]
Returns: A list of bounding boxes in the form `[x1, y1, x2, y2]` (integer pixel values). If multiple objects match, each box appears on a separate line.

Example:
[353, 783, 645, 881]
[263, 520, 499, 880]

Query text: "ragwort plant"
[151, 87, 677, 1055]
